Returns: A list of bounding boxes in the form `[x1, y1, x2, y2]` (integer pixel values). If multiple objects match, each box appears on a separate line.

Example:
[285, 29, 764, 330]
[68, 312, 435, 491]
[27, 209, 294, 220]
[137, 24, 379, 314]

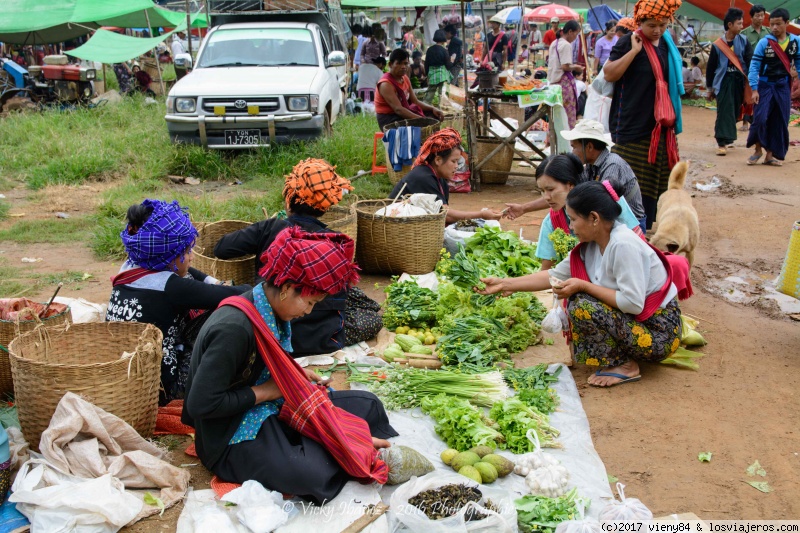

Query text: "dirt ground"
[1, 105, 798, 529]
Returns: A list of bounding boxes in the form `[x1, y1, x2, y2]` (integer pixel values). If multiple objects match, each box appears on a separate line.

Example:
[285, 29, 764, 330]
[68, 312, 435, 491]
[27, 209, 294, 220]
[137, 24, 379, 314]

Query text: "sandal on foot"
[726, 144, 735, 149]
[747, 154, 764, 165]
[763, 158, 783, 166]
[716, 147, 727, 156]
[739, 124, 750, 132]
[590, 371, 641, 387]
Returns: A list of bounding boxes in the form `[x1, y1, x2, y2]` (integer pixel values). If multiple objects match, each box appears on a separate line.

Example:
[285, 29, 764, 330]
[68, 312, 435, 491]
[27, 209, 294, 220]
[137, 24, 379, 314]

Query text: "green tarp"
[98, 7, 208, 31]
[341, 0, 481, 7]
[64, 22, 188, 64]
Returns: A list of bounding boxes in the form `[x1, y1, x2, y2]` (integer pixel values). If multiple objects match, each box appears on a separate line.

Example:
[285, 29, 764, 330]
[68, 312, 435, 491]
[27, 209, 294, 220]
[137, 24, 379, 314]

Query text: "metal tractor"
[1, 55, 96, 112]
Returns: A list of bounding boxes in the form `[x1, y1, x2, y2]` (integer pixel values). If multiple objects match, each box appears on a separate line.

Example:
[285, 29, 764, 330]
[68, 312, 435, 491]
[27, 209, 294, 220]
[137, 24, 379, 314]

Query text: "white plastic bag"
[375, 203, 428, 217]
[555, 504, 602, 533]
[221, 480, 290, 533]
[583, 86, 612, 133]
[541, 298, 568, 334]
[443, 220, 501, 256]
[389, 471, 517, 533]
[515, 430, 570, 497]
[590, 70, 614, 98]
[176, 489, 247, 533]
[599, 483, 653, 521]
[408, 193, 443, 215]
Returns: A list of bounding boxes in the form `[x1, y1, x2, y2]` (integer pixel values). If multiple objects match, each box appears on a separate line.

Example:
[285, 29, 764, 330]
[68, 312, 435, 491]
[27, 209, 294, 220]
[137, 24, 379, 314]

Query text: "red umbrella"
[524, 4, 580, 23]
[222, 297, 389, 485]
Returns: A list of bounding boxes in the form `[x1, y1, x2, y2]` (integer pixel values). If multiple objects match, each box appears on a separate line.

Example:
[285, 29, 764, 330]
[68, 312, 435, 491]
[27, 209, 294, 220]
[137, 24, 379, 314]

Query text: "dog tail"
[668, 161, 689, 190]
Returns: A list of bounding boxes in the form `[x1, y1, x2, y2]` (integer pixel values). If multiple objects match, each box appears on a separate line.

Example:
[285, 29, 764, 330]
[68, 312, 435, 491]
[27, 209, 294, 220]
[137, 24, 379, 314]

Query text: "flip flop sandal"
[763, 159, 783, 166]
[747, 154, 764, 165]
[590, 371, 642, 387]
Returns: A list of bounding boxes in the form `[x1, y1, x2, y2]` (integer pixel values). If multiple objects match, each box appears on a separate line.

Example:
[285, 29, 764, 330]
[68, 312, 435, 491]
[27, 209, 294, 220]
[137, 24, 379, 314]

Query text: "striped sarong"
[746, 77, 791, 160]
[612, 135, 672, 228]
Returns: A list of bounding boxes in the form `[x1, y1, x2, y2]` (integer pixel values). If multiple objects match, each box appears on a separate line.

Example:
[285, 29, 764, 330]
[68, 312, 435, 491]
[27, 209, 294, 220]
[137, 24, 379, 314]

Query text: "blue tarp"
[585, 5, 622, 32]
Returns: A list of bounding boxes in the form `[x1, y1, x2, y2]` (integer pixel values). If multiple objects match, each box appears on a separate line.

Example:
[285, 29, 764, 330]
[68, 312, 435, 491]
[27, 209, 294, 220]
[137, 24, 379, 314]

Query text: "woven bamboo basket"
[476, 136, 514, 184]
[8, 322, 163, 450]
[0, 302, 71, 397]
[354, 199, 447, 275]
[382, 117, 441, 184]
[319, 204, 358, 248]
[491, 101, 525, 125]
[193, 220, 256, 285]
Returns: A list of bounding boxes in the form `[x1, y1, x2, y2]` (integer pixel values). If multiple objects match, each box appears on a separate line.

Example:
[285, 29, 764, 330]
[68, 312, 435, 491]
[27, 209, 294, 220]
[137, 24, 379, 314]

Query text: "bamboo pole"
[579, 16, 592, 81]
[143, 8, 166, 96]
[186, 0, 193, 60]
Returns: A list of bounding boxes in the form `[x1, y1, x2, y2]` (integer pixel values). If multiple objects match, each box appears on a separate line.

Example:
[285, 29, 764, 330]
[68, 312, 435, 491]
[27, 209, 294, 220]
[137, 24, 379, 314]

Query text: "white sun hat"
[560, 118, 614, 147]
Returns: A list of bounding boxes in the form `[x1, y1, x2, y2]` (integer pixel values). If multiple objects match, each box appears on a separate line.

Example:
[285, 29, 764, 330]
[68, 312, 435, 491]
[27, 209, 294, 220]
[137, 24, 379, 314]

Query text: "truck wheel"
[323, 108, 332, 137]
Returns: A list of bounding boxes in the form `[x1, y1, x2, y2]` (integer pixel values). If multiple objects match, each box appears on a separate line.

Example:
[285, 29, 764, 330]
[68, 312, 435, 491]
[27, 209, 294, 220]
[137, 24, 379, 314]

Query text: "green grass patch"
[0, 259, 94, 298]
[0, 200, 8, 221]
[0, 217, 93, 244]
[0, 260, 28, 298]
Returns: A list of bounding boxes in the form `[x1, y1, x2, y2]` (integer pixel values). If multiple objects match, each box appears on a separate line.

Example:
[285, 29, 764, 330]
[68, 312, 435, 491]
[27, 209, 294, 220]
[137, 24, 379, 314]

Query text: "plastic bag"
[583, 86, 612, 133]
[221, 480, 290, 533]
[408, 193, 444, 215]
[555, 504, 602, 533]
[381, 445, 435, 485]
[541, 298, 568, 334]
[389, 471, 517, 533]
[375, 203, 428, 217]
[599, 483, 653, 521]
[590, 70, 614, 98]
[177, 489, 248, 533]
[443, 220, 501, 256]
[515, 430, 570, 497]
[448, 153, 472, 194]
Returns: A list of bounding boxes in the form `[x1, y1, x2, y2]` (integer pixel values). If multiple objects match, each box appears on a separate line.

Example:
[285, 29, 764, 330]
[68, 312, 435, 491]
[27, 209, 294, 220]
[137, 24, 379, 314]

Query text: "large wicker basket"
[320, 204, 358, 248]
[382, 117, 441, 184]
[193, 220, 256, 285]
[354, 199, 447, 275]
[0, 301, 71, 397]
[476, 136, 514, 184]
[8, 322, 163, 450]
[491, 101, 525, 125]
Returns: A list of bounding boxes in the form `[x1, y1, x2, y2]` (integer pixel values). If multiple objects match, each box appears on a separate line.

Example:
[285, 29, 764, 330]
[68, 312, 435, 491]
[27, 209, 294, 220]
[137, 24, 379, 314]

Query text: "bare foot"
[587, 360, 641, 387]
[372, 437, 391, 449]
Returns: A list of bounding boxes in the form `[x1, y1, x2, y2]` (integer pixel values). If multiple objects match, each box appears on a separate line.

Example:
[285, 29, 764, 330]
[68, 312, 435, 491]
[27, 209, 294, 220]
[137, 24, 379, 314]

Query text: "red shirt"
[375, 75, 411, 115]
[543, 29, 557, 48]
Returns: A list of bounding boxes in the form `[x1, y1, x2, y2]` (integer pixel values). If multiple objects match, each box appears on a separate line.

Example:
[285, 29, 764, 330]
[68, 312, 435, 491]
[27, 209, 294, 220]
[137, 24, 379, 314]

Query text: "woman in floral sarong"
[479, 181, 682, 387]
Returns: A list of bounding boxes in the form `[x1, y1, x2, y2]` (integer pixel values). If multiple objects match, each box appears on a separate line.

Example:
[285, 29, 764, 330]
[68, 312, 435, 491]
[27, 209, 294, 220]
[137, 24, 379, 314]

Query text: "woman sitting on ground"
[107, 199, 251, 404]
[375, 48, 444, 130]
[389, 128, 503, 224]
[479, 181, 682, 387]
[183, 228, 398, 504]
[214, 159, 382, 355]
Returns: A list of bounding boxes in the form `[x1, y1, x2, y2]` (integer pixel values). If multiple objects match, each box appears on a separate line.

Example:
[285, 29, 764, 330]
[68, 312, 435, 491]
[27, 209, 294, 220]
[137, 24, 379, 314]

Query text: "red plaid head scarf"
[413, 128, 463, 167]
[282, 158, 353, 212]
[633, 0, 681, 24]
[617, 17, 638, 32]
[259, 226, 359, 296]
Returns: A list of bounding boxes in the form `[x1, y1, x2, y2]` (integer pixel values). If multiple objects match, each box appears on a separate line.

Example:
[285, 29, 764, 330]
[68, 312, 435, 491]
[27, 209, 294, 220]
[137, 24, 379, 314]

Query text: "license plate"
[224, 129, 261, 145]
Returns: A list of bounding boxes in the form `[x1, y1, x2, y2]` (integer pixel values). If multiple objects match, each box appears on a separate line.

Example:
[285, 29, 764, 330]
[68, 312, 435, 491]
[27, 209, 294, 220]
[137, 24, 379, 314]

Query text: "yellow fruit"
[395, 327, 405, 334]
[408, 329, 417, 335]
[424, 335, 435, 345]
[440, 448, 459, 465]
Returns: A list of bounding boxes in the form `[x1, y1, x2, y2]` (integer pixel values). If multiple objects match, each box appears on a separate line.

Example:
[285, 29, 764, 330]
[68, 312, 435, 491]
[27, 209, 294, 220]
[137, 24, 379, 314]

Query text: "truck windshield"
[197, 28, 318, 68]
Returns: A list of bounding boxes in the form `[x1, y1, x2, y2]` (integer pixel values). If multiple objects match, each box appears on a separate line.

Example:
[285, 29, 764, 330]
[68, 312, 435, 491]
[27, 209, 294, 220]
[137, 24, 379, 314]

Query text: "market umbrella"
[491, 6, 534, 25]
[221, 297, 389, 485]
[524, 3, 580, 23]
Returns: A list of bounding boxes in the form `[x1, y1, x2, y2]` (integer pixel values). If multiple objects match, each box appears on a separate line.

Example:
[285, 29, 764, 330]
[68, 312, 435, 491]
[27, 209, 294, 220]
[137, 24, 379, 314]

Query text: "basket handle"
[127, 323, 162, 379]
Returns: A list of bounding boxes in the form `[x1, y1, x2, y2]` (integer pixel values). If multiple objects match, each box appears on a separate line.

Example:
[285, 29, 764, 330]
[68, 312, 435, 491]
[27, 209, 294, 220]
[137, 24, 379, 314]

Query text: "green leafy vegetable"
[437, 315, 513, 368]
[698, 452, 712, 462]
[607, 475, 619, 484]
[382, 279, 438, 329]
[441, 247, 487, 293]
[504, 364, 562, 391]
[143, 492, 166, 517]
[489, 398, 560, 453]
[420, 394, 505, 452]
[515, 488, 582, 533]
[463, 226, 542, 277]
[516, 388, 559, 415]
[548, 228, 578, 264]
[746, 460, 767, 477]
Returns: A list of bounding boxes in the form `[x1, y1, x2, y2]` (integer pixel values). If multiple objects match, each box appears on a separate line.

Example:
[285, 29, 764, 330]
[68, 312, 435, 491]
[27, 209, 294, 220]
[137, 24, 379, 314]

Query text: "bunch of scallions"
[347, 365, 508, 411]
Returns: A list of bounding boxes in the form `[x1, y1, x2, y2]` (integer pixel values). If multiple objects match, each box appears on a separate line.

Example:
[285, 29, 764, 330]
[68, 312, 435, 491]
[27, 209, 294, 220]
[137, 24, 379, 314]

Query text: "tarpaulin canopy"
[64, 21, 188, 64]
[680, 0, 800, 34]
[98, 7, 208, 30]
[585, 5, 622, 31]
[341, 0, 482, 7]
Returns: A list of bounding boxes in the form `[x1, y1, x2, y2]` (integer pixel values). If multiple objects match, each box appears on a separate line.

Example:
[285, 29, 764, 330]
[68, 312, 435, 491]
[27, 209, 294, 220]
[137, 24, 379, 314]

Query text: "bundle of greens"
[489, 397, 560, 453]
[548, 229, 578, 264]
[516, 388, 559, 416]
[346, 366, 508, 410]
[504, 364, 562, 391]
[440, 247, 487, 293]
[437, 315, 513, 368]
[382, 279, 438, 329]
[515, 488, 583, 533]
[420, 393, 505, 452]
[463, 226, 542, 277]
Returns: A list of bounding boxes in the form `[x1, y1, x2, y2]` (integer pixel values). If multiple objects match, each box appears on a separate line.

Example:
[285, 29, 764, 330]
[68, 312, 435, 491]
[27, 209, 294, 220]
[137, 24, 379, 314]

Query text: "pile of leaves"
[437, 315, 514, 368]
[515, 488, 583, 533]
[489, 397, 560, 453]
[462, 226, 541, 277]
[420, 394, 505, 451]
[382, 279, 438, 329]
[548, 229, 578, 264]
[503, 364, 562, 415]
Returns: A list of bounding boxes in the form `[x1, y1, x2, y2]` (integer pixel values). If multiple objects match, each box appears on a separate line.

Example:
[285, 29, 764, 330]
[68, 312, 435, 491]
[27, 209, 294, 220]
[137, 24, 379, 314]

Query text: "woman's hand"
[304, 368, 332, 387]
[479, 208, 504, 220]
[552, 278, 587, 299]
[630, 32, 643, 55]
[432, 108, 445, 120]
[252, 379, 282, 404]
[476, 277, 514, 297]
[503, 203, 526, 220]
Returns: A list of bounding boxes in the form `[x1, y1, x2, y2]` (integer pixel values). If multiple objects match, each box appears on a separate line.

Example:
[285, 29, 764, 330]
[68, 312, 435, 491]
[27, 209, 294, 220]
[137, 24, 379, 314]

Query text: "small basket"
[381, 117, 441, 184]
[440, 113, 466, 133]
[476, 70, 499, 90]
[0, 301, 72, 397]
[476, 136, 513, 184]
[319, 204, 358, 248]
[354, 199, 447, 275]
[491, 101, 525, 125]
[193, 220, 256, 285]
[9, 322, 163, 450]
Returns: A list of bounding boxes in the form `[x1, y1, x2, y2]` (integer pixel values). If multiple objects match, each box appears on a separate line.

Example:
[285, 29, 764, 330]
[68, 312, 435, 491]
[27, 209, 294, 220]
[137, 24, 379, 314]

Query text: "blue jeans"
[638, 217, 647, 234]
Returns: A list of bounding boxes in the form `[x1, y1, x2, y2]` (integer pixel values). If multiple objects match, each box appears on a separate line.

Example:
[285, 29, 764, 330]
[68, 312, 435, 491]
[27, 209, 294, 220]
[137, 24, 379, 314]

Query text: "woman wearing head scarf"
[214, 159, 382, 355]
[107, 199, 251, 405]
[389, 128, 503, 224]
[602, 0, 684, 230]
[182, 228, 398, 504]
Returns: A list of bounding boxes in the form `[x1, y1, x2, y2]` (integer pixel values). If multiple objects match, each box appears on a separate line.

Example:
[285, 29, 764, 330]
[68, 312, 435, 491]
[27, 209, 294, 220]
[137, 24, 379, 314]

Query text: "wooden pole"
[186, 0, 193, 60]
[579, 16, 592, 81]
[101, 62, 107, 94]
[143, 8, 166, 96]
[461, 1, 468, 88]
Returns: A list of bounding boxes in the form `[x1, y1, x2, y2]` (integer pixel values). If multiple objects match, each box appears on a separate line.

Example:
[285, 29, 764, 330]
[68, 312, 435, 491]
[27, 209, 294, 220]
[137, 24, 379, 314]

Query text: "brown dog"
[650, 161, 699, 267]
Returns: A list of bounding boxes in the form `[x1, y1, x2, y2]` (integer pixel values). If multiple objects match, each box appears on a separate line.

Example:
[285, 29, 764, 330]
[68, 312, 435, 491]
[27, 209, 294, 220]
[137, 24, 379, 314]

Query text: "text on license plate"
[224, 129, 261, 145]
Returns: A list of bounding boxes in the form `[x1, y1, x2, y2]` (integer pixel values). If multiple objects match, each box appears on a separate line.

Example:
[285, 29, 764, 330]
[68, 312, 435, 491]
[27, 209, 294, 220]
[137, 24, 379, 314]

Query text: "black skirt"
[212, 390, 398, 505]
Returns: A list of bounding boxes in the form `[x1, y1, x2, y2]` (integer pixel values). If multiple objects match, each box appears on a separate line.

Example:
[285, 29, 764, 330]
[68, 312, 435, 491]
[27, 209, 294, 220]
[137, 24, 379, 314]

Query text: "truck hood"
[169, 66, 321, 97]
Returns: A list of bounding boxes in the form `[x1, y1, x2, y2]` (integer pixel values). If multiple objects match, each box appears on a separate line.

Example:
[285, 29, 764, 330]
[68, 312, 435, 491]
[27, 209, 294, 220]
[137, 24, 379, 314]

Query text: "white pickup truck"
[165, 11, 349, 149]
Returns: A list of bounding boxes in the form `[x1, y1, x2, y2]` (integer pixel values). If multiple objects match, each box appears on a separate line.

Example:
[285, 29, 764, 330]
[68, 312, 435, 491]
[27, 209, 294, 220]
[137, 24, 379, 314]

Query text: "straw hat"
[560, 119, 614, 147]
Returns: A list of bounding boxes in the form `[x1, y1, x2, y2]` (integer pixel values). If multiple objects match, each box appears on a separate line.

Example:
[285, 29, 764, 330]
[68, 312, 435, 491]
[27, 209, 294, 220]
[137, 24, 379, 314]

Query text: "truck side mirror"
[327, 51, 346, 67]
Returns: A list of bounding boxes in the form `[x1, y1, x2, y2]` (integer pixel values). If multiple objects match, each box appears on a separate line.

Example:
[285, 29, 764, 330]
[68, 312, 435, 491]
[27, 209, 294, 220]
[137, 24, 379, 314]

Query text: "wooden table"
[465, 87, 558, 192]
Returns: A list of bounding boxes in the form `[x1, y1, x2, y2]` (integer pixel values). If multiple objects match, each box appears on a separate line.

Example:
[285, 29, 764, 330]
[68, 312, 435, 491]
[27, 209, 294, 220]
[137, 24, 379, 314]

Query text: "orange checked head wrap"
[617, 17, 638, 32]
[413, 128, 463, 167]
[283, 158, 353, 213]
[633, 0, 681, 24]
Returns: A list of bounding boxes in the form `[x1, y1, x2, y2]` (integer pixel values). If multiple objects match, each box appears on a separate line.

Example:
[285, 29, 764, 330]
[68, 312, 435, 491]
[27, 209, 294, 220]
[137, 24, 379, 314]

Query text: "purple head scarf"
[121, 199, 198, 271]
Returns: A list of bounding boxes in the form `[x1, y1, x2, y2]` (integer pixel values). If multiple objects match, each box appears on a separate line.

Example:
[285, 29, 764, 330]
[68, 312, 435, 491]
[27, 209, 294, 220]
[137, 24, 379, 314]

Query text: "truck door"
[320, 33, 342, 120]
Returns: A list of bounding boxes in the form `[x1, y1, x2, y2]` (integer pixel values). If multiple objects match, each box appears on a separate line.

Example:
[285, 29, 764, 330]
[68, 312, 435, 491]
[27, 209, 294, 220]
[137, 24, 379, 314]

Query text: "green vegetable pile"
[436, 315, 514, 368]
[548, 228, 578, 264]
[515, 488, 583, 533]
[420, 393, 505, 451]
[382, 279, 438, 329]
[439, 247, 487, 293]
[463, 226, 542, 277]
[504, 364, 562, 415]
[489, 397, 560, 452]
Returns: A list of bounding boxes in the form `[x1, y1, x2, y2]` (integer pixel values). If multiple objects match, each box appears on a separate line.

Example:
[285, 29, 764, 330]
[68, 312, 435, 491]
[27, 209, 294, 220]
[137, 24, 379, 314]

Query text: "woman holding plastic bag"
[477, 181, 683, 388]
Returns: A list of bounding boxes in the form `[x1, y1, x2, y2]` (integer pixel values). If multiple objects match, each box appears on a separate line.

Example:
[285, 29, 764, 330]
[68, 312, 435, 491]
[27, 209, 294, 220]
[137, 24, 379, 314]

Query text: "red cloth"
[637, 30, 680, 169]
[413, 128, 462, 167]
[549, 208, 571, 233]
[543, 29, 557, 48]
[110, 267, 155, 286]
[568, 241, 674, 322]
[155, 400, 195, 436]
[664, 253, 693, 300]
[768, 39, 793, 75]
[259, 226, 359, 296]
[220, 296, 389, 485]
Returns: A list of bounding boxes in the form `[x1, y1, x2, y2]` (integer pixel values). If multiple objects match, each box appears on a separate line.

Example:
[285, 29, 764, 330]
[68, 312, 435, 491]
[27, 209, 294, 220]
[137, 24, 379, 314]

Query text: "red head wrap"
[259, 226, 359, 296]
[413, 128, 463, 167]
